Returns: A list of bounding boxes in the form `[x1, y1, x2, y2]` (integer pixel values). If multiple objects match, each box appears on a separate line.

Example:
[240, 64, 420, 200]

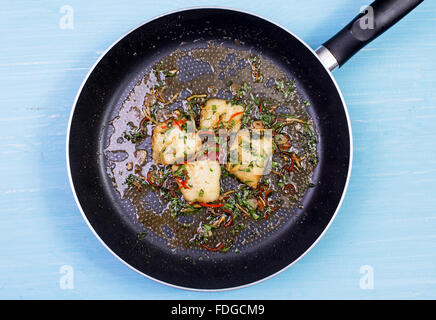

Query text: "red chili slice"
[256, 182, 266, 192]
[222, 209, 233, 228]
[172, 119, 186, 130]
[198, 202, 225, 208]
[200, 243, 224, 252]
[228, 111, 244, 123]
[175, 177, 190, 190]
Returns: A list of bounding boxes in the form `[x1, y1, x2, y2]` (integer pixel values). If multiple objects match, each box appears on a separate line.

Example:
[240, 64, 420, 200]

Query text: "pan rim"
[66, 6, 353, 292]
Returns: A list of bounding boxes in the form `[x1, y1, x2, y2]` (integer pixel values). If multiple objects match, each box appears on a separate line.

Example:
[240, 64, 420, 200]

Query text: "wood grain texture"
[0, 0, 435, 299]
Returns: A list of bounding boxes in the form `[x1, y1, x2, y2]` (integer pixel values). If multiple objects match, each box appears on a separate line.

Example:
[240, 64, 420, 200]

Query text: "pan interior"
[69, 9, 350, 289]
[103, 39, 319, 256]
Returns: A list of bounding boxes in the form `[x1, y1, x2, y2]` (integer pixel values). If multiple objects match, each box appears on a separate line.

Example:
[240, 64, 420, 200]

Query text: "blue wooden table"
[1, 0, 435, 299]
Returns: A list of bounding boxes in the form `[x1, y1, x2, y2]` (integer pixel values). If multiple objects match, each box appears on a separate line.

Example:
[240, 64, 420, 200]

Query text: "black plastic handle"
[322, 0, 424, 67]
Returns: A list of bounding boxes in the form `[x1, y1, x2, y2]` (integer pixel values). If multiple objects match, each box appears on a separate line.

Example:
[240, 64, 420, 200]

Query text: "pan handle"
[316, 0, 424, 71]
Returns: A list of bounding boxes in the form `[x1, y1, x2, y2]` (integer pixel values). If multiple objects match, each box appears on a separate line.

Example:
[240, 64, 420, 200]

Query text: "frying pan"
[67, 0, 423, 290]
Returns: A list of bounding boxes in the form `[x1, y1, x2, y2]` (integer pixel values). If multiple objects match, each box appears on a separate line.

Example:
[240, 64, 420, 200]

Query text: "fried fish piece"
[227, 129, 273, 188]
[172, 160, 221, 203]
[200, 98, 244, 132]
[152, 118, 201, 165]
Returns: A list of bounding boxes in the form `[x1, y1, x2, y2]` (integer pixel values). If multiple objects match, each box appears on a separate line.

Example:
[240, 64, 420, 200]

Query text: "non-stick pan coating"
[68, 8, 351, 290]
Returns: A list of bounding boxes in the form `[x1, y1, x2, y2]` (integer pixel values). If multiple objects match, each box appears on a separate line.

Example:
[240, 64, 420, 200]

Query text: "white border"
[66, 6, 353, 292]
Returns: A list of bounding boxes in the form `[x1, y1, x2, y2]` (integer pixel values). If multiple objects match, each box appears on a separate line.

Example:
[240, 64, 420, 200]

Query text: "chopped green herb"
[275, 78, 296, 101]
[122, 122, 144, 143]
[137, 230, 148, 240]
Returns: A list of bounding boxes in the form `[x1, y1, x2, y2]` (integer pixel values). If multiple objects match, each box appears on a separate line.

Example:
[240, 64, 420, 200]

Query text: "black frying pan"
[67, 0, 423, 290]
